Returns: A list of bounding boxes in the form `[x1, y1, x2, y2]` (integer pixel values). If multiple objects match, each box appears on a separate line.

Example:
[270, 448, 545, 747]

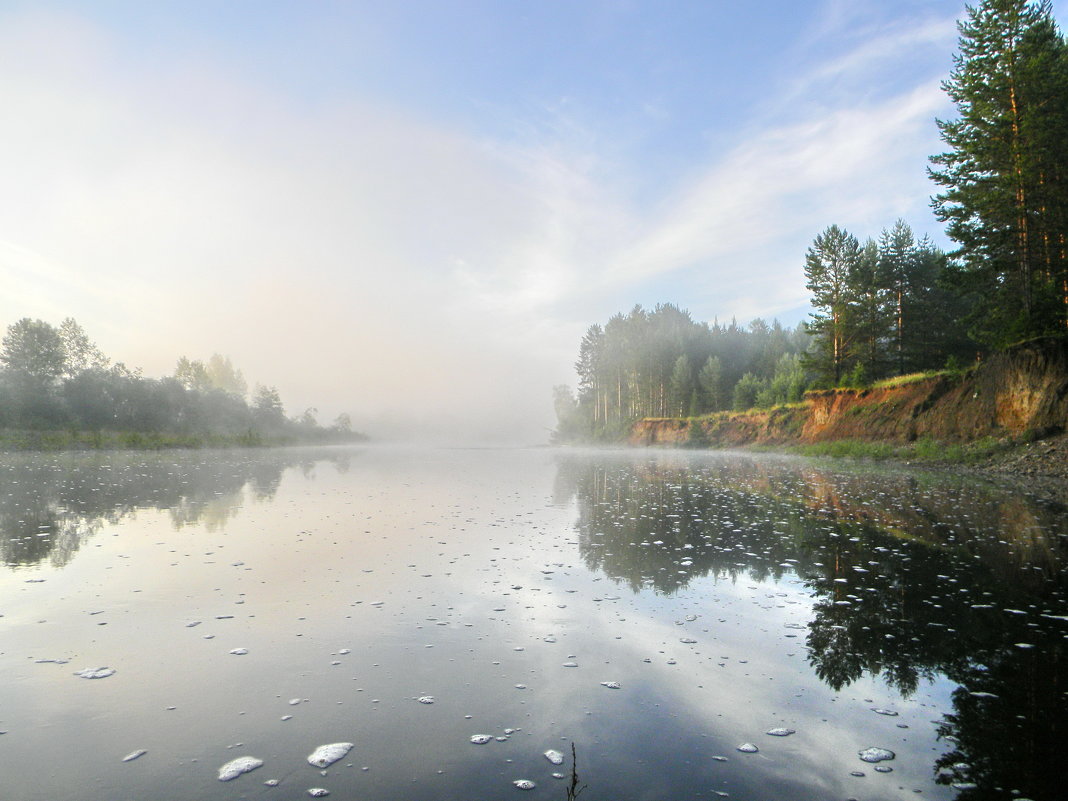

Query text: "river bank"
[0, 428, 368, 452]
[628, 337, 1068, 480]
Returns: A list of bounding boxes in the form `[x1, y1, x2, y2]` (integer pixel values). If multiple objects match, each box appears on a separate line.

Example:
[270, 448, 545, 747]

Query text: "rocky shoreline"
[977, 431, 1068, 480]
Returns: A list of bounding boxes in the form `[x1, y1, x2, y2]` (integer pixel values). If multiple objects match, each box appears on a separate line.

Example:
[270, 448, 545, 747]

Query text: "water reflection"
[555, 451, 1068, 801]
[0, 448, 354, 568]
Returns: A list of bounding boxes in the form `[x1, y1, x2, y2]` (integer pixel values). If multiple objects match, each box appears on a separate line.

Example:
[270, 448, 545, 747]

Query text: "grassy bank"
[0, 428, 366, 452]
[774, 435, 1010, 465]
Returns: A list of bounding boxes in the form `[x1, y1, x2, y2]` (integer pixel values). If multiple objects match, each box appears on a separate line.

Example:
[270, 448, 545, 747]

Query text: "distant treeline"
[556, 0, 1068, 443]
[0, 316, 366, 446]
[555, 306, 811, 441]
[555, 223, 974, 442]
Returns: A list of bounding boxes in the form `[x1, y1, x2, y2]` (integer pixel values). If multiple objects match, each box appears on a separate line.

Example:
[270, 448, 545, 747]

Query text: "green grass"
[793, 440, 899, 460]
[789, 435, 1009, 464]
[0, 428, 299, 452]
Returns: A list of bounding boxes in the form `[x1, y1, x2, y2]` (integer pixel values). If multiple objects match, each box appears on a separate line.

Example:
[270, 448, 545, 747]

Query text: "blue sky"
[1, 1, 1055, 441]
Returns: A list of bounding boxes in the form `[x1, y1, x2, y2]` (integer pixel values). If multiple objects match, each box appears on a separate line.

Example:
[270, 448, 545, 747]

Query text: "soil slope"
[630, 338, 1068, 450]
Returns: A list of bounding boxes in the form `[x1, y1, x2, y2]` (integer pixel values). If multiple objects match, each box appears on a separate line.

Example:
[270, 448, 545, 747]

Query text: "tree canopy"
[930, 0, 1068, 345]
[0, 317, 365, 443]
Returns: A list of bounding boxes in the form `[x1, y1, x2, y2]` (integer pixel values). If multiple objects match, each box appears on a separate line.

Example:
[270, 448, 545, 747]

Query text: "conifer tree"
[803, 225, 861, 384]
[930, 0, 1068, 345]
[668, 355, 693, 417]
[697, 355, 726, 412]
[851, 238, 891, 380]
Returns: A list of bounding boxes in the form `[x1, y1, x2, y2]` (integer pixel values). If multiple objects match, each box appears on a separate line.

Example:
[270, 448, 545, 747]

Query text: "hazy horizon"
[5, 1, 1056, 443]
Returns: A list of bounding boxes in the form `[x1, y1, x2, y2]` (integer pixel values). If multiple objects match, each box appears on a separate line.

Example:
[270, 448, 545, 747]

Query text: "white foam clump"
[736, 743, 759, 753]
[600, 681, 621, 689]
[122, 749, 147, 762]
[417, 696, 435, 704]
[218, 756, 264, 781]
[766, 728, 795, 736]
[229, 648, 249, 655]
[858, 747, 895, 763]
[470, 734, 493, 744]
[308, 790, 330, 798]
[513, 779, 536, 790]
[544, 749, 564, 765]
[74, 667, 115, 679]
[307, 742, 353, 768]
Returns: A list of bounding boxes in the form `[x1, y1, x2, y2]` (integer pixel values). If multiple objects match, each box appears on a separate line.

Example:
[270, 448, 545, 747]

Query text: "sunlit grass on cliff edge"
[788, 435, 1007, 464]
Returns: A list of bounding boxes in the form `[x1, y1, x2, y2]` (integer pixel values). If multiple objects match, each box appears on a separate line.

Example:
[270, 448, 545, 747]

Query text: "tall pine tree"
[803, 225, 861, 385]
[930, 0, 1068, 345]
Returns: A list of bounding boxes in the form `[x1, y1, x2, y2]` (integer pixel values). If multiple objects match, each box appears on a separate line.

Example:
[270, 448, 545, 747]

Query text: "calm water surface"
[0, 446, 1065, 801]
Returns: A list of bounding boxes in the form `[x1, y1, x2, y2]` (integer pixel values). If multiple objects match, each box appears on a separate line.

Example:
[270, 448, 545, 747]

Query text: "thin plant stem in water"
[566, 742, 586, 800]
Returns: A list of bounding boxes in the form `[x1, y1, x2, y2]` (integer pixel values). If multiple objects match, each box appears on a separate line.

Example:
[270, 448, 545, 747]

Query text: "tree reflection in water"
[0, 449, 354, 568]
[555, 451, 1067, 801]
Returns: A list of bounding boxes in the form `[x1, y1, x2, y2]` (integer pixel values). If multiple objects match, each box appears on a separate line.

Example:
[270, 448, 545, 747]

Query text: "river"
[0, 445, 1064, 800]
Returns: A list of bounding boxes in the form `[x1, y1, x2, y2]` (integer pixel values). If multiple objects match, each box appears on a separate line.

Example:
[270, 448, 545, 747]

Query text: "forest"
[556, 0, 1068, 442]
[0, 316, 365, 447]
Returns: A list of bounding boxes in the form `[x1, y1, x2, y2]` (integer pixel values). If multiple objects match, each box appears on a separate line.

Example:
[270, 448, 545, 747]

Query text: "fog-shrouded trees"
[1, 318, 67, 389]
[0, 316, 364, 442]
[930, 0, 1068, 346]
[174, 354, 247, 398]
[58, 317, 109, 378]
[556, 303, 811, 441]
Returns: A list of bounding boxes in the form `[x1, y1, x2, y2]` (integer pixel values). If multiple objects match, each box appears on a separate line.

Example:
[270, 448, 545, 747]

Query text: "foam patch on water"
[736, 743, 759, 753]
[122, 749, 147, 762]
[600, 681, 620, 689]
[766, 728, 795, 736]
[858, 747, 895, 763]
[74, 667, 115, 679]
[218, 756, 264, 781]
[470, 734, 492, 744]
[307, 743, 353, 768]
[544, 749, 564, 765]
[513, 779, 536, 790]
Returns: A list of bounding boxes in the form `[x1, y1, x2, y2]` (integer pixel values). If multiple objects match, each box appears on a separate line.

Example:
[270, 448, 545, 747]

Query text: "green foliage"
[930, 0, 1068, 346]
[58, 317, 108, 378]
[803, 225, 861, 385]
[668, 354, 694, 417]
[793, 435, 1009, 464]
[800, 219, 975, 389]
[697, 355, 727, 411]
[732, 372, 767, 411]
[559, 304, 811, 441]
[0, 317, 365, 446]
[756, 353, 807, 407]
[1, 318, 67, 386]
[794, 440, 898, 460]
[175, 354, 247, 397]
[685, 419, 709, 448]
[843, 361, 869, 390]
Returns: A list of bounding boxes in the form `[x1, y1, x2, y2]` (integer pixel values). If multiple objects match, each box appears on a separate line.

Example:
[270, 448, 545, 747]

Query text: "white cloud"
[0, 4, 962, 441]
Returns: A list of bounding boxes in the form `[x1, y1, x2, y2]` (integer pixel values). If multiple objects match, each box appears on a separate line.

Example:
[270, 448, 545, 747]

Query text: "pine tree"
[668, 355, 693, 417]
[803, 225, 861, 384]
[851, 238, 891, 380]
[697, 355, 726, 412]
[878, 220, 919, 374]
[930, 0, 1068, 345]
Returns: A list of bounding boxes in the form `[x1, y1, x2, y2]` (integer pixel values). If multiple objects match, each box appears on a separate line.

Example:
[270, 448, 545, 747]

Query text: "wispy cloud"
[0, 3, 964, 441]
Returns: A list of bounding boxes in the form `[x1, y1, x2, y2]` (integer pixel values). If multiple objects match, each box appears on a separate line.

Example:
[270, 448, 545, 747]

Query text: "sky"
[2, 0, 1061, 443]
